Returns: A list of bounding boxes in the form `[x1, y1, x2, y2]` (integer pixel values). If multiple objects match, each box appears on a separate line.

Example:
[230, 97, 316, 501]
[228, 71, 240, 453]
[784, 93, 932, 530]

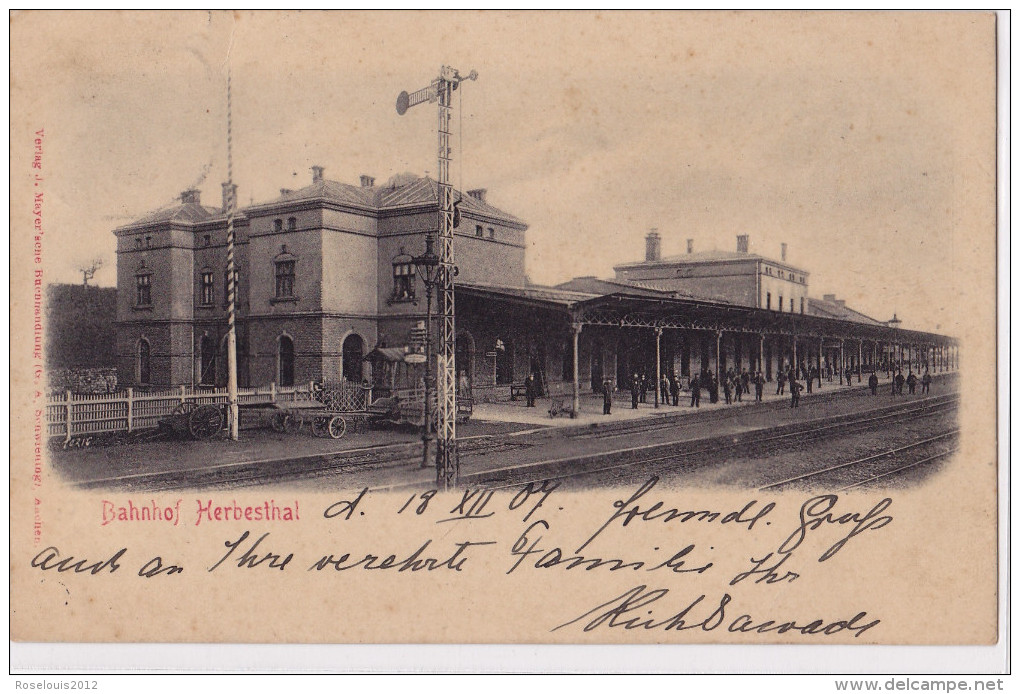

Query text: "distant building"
[612, 232, 810, 313]
[113, 168, 527, 388]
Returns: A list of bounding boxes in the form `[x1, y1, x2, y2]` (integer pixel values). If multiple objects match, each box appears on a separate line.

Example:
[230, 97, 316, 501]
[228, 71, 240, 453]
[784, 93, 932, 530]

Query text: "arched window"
[287, 217, 297, 231]
[391, 252, 416, 302]
[278, 335, 295, 387]
[137, 339, 151, 385]
[341, 334, 364, 382]
[274, 246, 297, 300]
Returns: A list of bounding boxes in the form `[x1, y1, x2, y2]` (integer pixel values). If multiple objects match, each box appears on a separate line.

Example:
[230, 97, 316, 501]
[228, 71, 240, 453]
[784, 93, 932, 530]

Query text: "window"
[136, 273, 152, 306]
[274, 219, 283, 232]
[475, 225, 483, 238]
[487, 227, 495, 239]
[275, 260, 295, 298]
[135, 238, 142, 250]
[800, 297, 805, 314]
[392, 261, 416, 301]
[778, 295, 783, 312]
[145, 236, 151, 248]
[790, 298, 794, 312]
[137, 339, 151, 385]
[766, 292, 771, 310]
[203, 234, 211, 247]
[200, 271, 214, 305]
[287, 217, 297, 231]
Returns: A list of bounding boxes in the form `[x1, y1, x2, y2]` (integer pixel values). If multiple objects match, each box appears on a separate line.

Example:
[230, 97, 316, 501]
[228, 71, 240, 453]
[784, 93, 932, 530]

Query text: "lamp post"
[413, 235, 441, 470]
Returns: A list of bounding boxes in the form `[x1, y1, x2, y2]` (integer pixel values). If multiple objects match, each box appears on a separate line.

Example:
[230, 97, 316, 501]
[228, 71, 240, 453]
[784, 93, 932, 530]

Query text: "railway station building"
[114, 169, 958, 402]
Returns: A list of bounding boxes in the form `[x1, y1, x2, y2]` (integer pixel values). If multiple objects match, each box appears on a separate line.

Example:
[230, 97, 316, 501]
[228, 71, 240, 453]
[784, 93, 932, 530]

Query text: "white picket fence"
[45, 381, 367, 441]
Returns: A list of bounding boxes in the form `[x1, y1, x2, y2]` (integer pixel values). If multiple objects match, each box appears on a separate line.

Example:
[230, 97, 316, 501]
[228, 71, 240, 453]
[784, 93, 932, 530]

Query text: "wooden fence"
[45, 381, 368, 441]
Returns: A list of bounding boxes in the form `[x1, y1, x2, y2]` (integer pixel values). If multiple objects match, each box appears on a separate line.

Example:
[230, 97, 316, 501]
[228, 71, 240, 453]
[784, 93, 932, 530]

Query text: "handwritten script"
[32, 476, 895, 639]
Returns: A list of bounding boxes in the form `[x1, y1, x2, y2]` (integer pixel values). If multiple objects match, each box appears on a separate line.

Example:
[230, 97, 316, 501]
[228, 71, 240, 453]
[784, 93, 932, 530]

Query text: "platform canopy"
[457, 283, 957, 346]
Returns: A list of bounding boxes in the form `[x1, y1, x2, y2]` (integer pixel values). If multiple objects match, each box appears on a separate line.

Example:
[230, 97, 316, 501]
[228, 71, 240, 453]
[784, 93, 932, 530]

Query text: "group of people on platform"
[568, 362, 937, 416]
[878, 369, 932, 396]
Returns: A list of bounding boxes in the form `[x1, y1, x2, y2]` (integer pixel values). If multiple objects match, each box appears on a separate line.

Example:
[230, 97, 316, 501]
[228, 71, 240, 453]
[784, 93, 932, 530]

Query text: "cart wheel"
[312, 416, 329, 438]
[188, 404, 223, 440]
[284, 414, 302, 435]
[327, 416, 347, 440]
[173, 401, 198, 416]
[271, 412, 288, 432]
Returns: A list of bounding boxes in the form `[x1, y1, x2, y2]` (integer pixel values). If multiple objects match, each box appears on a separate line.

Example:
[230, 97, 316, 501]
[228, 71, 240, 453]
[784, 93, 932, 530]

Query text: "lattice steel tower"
[397, 65, 477, 489]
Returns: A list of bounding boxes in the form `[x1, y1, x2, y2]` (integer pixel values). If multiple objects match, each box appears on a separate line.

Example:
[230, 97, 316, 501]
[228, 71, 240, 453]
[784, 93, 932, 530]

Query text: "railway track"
[461, 394, 958, 491]
[78, 391, 958, 493]
[758, 430, 959, 492]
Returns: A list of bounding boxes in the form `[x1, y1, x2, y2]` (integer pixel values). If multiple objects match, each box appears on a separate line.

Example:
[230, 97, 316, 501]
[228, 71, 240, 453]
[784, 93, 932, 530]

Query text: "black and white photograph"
[10, 9, 1004, 677]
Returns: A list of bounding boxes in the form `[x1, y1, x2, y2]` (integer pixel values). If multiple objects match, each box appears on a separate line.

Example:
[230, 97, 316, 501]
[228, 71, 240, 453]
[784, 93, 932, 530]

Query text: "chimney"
[280, 188, 293, 196]
[311, 165, 325, 183]
[823, 293, 837, 302]
[360, 175, 375, 188]
[781, 242, 788, 262]
[736, 234, 749, 253]
[645, 229, 662, 262]
[221, 182, 237, 212]
[835, 299, 846, 308]
[181, 189, 201, 205]
[467, 188, 487, 203]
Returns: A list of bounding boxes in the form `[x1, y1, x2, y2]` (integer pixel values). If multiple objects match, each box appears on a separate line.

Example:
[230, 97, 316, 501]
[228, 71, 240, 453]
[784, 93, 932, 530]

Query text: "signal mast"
[396, 66, 477, 489]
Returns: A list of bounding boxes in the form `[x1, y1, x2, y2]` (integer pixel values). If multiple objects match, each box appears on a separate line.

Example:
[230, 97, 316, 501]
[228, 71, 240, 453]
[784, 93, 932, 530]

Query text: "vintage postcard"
[10, 10, 1002, 663]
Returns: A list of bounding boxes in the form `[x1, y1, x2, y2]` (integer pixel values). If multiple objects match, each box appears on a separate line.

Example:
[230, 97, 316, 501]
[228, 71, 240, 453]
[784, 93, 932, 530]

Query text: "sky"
[12, 11, 997, 334]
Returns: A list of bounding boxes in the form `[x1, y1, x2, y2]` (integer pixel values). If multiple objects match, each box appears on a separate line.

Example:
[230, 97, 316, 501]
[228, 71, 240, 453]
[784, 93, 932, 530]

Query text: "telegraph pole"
[397, 66, 477, 489]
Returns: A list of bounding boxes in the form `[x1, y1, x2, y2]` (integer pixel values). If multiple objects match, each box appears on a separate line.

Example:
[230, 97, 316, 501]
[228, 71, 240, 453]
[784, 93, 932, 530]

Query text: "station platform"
[49, 371, 957, 490]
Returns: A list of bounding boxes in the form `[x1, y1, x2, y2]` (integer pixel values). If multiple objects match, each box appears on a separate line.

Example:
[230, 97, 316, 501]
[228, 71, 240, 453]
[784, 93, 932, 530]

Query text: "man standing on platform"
[602, 379, 613, 415]
[690, 373, 701, 408]
[922, 369, 932, 394]
[670, 374, 680, 406]
[790, 375, 802, 408]
[754, 371, 764, 402]
[631, 373, 640, 409]
[869, 371, 879, 395]
[524, 373, 537, 407]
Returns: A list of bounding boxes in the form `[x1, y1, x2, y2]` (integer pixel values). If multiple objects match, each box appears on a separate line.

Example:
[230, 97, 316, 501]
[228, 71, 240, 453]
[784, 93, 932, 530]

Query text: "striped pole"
[225, 67, 239, 440]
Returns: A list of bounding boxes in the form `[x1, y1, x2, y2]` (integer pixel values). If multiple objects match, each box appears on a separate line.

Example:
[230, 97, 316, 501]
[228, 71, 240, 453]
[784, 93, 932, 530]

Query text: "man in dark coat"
[922, 370, 931, 394]
[630, 373, 640, 409]
[790, 376, 802, 408]
[670, 375, 680, 406]
[639, 373, 648, 403]
[690, 373, 701, 408]
[907, 371, 917, 395]
[776, 369, 786, 395]
[894, 370, 905, 395]
[754, 371, 764, 401]
[868, 371, 879, 395]
[741, 369, 750, 396]
[524, 374, 537, 407]
[602, 379, 613, 415]
[806, 366, 814, 394]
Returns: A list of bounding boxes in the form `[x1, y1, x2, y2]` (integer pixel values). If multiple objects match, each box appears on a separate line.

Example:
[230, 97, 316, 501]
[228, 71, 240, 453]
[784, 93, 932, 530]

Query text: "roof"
[252, 175, 527, 228]
[615, 249, 808, 274]
[806, 297, 883, 325]
[556, 276, 734, 304]
[458, 281, 597, 308]
[363, 346, 414, 363]
[122, 203, 226, 227]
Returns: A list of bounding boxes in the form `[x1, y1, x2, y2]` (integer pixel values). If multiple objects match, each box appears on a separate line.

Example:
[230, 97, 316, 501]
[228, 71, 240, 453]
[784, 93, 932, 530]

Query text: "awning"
[363, 346, 414, 363]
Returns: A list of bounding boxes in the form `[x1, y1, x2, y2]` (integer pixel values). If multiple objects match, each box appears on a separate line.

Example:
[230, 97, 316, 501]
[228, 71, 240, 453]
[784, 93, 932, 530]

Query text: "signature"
[552, 584, 880, 638]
